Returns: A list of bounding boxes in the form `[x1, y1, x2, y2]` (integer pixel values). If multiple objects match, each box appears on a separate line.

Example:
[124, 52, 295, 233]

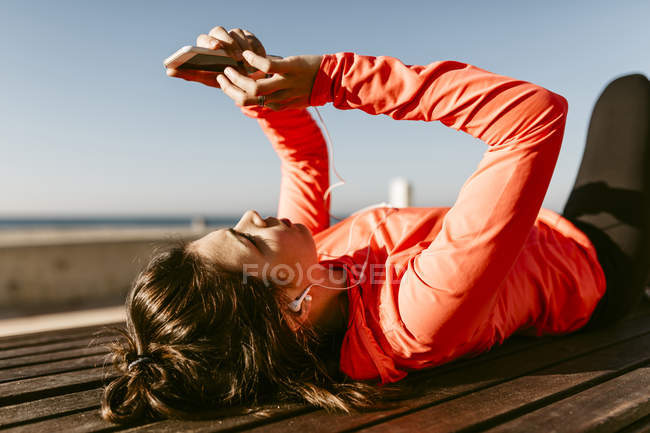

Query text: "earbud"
[288, 286, 314, 312]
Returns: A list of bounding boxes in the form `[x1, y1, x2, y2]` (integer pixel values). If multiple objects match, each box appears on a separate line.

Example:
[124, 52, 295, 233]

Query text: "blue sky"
[1, 0, 648, 218]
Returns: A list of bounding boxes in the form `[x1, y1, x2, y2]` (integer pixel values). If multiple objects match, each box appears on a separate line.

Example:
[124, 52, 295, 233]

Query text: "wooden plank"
[122, 406, 313, 433]
[0, 345, 108, 370]
[0, 353, 107, 383]
[0, 389, 102, 429]
[0, 322, 123, 350]
[236, 315, 650, 433]
[352, 332, 650, 433]
[3, 403, 312, 433]
[0, 335, 117, 361]
[0, 367, 116, 406]
[484, 365, 650, 433]
[619, 413, 650, 433]
[0, 321, 121, 343]
[1, 407, 113, 433]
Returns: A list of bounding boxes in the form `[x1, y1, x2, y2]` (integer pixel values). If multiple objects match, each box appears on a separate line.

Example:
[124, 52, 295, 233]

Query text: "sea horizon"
[0, 215, 241, 230]
[0, 214, 350, 230]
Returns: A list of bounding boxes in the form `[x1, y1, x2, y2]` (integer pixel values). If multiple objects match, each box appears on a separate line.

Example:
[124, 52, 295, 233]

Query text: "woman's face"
[189, 210, 318, 289]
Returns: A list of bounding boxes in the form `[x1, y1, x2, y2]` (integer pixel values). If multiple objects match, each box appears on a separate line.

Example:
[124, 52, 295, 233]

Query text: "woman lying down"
[100, 25, 650, 423]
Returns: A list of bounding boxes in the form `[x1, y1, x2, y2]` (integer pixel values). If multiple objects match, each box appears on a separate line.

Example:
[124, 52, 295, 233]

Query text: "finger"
[223, 67, 257, 95]
[228, 29, 253, 74]
[167, 68, 220, 88]
[209, 26, 241, 61]
[167, 68, 218, 80]
[216, 73, 250, 106]
[242, 50, 292, 74]
[242, 30, 266, 57]
[229, 28, 252, 54]
[223, 66, 286, 96]
[196, 34, 220, 50]
[197, 34, 246, 74]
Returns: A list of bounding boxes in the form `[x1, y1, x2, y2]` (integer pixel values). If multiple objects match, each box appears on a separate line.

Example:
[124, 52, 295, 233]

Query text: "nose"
[240, 210, 291, 229]
[236, 209, 267, 230]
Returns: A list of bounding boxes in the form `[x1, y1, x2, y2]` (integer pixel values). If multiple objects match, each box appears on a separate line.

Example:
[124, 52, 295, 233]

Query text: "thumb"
[242, 50, 292, 74]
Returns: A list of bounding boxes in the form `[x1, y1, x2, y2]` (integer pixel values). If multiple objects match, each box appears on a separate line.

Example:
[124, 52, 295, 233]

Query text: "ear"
[285, 295, 312, 332]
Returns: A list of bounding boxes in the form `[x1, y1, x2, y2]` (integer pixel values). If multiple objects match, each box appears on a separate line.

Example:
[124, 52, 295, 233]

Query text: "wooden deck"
[1, 300, 650, 432]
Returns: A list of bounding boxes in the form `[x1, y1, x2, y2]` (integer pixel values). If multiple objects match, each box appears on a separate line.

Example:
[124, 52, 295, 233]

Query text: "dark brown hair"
[100, 239, 398, 424]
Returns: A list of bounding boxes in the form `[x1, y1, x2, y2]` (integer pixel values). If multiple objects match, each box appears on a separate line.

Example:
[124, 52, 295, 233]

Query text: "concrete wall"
[0, 227, 212, 319]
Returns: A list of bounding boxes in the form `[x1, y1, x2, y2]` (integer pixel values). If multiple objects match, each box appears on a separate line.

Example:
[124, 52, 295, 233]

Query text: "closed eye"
[229, 228, 259, 250]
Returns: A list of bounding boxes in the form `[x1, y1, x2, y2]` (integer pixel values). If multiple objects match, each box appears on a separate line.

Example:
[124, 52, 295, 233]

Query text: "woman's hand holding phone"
[166, 26, 267, 89]
[217, 51, 322, 111]
[166, 26, 323, 111]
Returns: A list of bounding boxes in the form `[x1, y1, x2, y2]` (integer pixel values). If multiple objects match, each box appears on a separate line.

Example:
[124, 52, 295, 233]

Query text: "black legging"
[561, 74, 650, 330]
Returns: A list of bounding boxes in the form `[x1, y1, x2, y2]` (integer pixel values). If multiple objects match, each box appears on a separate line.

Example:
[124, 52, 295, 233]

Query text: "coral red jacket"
[243, 53, 606, 384]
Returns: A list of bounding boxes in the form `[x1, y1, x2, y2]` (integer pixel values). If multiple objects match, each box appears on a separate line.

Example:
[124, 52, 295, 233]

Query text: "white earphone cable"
[287, 108, 396, 313]
[313, 107, 347, 222]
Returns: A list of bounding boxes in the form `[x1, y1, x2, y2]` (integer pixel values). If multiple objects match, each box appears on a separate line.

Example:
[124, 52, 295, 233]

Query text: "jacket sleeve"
[311, 53, 568, 355]
[241, 106, 330, 236]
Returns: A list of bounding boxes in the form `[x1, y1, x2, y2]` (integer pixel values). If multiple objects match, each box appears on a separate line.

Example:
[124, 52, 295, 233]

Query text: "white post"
[191, 215, 207, 231]
[389, 177, 412, 208]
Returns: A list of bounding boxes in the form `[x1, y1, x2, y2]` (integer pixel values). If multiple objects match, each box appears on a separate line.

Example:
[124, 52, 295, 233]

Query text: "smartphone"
[164, 45, 281, 74]
[164, 46, 240, 72]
